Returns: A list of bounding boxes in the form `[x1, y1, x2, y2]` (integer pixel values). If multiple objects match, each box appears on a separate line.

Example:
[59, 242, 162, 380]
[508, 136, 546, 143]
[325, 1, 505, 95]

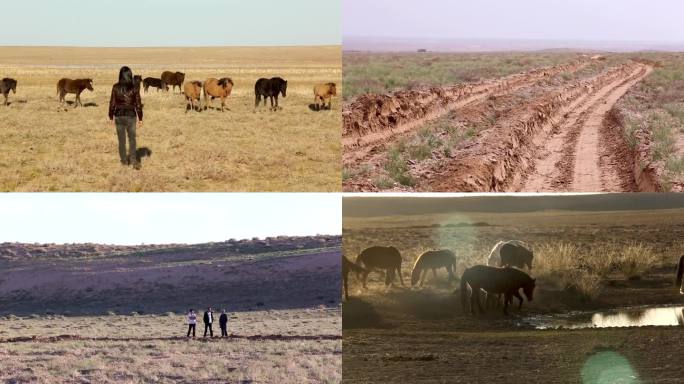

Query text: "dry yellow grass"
[0, 308, 341, 383]
[0, 46, 341, 191]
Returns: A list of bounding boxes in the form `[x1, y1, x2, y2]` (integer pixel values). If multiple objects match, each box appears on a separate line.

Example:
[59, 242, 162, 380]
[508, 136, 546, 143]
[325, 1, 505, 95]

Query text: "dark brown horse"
[355, 246, 405, 288]
[500, 242, 534, 269]
[254, 77, 287, 111]
[676, 255, 684, 293]
[143, 77, 165, 93]
[161, 71, 185, 92]
[1, 78, 17, 106]
[56, 78, 93, 107]
[460, 265, 535, 315]
[343, 256, 366, 300]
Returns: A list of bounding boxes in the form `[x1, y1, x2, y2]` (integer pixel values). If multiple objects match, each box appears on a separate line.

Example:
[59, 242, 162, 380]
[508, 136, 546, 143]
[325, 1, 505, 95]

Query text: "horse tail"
[676, 255, 684, 288]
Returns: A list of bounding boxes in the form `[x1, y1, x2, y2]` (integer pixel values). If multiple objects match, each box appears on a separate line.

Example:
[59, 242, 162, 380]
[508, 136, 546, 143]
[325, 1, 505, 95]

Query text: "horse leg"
[503, 293, 512, 315]
[475, 288, 485, 314]
[255, 94, 260, 110]
[431, 268, 437, 282]
[274, 95, 279, 110]
[362, 271, 369, 289]
[514, 290, 524, 310]
[385, 269, 392, 287]
[419, 269, 426, 287]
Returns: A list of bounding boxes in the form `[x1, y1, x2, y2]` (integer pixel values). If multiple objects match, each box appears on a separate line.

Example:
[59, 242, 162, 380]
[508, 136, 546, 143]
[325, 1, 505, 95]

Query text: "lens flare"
[581, 351, 639, 384]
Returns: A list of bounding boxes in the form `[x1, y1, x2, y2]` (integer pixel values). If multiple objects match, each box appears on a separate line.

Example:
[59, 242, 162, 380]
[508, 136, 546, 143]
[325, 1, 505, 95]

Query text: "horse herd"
[346, 241, 684, 317]
[1, 72, 338, 113]
[343, 240, 537, 315]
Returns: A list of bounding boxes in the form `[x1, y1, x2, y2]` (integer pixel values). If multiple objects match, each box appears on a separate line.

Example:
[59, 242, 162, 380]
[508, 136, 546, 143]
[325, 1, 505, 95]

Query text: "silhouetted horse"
[355, 246, 405, 288]
[203, 77, 234, 112]
[500, 243, 534, 269]
[460, 265, 535, 315]
[143, 77, 165, 93]
[676, 255, 684, 293]
[1, 78, 17, 106]
[411, 249, 457, 287]
[57, 78, 93, 107]
[343, 256, 366, 300]
[161, 71, 185, 92]
[487, 240, 532, 268]
[254, 77, 287, 111]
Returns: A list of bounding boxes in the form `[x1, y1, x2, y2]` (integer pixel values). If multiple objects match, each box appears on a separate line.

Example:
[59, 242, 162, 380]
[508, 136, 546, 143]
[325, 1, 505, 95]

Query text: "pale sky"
[1, 0, 340, 46]
[344, 0, 684, 43]
[0, 194, 341, 245]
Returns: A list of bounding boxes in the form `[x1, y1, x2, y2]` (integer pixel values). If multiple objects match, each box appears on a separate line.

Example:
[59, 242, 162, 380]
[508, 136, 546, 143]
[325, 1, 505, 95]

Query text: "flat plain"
[0, 46, 341, 191]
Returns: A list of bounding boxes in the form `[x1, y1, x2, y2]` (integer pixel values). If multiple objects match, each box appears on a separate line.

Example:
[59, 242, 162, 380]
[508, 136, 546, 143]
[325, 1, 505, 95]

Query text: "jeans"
[187, 324, 196, 337]
[115, 115, 137, 165]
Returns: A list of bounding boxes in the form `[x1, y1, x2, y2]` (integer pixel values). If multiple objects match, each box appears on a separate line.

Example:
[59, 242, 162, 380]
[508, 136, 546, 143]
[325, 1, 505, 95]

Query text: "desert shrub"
[616, 242, 658, 280]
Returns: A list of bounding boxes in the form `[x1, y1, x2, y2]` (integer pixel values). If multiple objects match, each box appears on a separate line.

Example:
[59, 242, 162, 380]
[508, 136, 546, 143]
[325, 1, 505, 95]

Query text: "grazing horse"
[203, 77, 234, 112]
[313, 82, 337, 111]
[355, 246, 405, 288]
[676, 255, 684, 293]
[161, 71, 185, 92]
[460, 265, 535, 315]
[1, 78, 17, 106]
[254, 77, 287, 111]
[143, 77, 165, 93]
[487, 240, 533, 269]
[56, 78, 94, 107]
[343, 256, 366, 300]
[183, 81, 203, 113]
[411, 249, 458, 287]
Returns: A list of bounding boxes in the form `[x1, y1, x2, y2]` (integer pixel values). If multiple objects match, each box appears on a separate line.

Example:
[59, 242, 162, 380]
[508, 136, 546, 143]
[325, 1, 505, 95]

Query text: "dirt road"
[342, 58, 654, 192]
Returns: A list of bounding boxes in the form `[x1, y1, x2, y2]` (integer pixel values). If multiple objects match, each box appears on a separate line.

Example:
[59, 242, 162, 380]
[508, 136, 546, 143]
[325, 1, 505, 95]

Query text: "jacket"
[203, 311, 213, 324]
[109, 83, 143, 120]
[187, 312, 197, 325]
[219, 313, 228, 325]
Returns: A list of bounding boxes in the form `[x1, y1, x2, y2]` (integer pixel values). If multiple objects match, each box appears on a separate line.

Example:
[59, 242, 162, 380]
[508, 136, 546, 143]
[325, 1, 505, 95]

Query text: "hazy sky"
[344, 0, 684, 43]
[1, 0, 340, 46]
[0, 194, 341, 245]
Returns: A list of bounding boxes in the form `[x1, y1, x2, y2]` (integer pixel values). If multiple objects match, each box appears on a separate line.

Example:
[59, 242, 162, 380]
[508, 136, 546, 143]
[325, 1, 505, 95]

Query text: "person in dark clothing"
[219, 309, 229, 337]
[203, 307, 214, 337]
[186, 309, 197, 338]
[108, 66, 144, 169]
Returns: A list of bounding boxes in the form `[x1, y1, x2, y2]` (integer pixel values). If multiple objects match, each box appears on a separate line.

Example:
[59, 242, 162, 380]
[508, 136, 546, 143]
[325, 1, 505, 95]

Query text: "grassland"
[343, 52, 580, 101]
[0, 309, 341, 383]
[614, 53, 684, 191]
[0, 46, 341, 191]
[342, 198, 684, 383]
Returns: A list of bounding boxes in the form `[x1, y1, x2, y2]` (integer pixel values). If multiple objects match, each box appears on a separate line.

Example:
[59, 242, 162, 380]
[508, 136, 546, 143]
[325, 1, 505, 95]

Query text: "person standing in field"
[108, 66, 143, 170]
[186, 309, 197, 338]
[203, 307, 214, 337]
[219, 309, 229, 337]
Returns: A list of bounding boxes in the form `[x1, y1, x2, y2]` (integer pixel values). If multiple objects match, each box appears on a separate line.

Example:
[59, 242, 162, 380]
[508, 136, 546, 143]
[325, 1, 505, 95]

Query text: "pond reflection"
[529, 306, 684, 329]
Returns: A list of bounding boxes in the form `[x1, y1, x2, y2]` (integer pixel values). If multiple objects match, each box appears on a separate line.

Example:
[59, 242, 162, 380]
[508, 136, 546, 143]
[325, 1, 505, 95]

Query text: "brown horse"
[355, 246, 405, 288]
[1, 78, 17, 106]
[343, 256, 366, 300]
[57, 78, 93, 107]
[161, 71, 185, 92]
[313, 83, 336, 111]
[183, 81, 203, 113]
[676, 255, 684, 293]
[500, 242, 534, 269]
[411, 249, 457, 287]
[203, 77, 234, 112]
[460, 265, 535, 315]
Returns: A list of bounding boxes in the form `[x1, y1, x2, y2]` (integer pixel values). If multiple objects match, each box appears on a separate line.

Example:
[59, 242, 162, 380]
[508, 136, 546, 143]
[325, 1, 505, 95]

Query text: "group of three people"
[186, 307, 229, 338]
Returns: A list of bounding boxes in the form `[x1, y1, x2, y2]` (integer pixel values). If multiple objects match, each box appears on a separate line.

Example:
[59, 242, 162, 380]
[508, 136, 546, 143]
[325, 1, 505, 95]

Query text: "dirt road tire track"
[521, 64, 653, 192]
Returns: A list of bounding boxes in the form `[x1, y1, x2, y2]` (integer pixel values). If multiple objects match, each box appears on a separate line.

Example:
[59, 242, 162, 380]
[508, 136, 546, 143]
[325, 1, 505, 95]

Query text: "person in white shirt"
[186, 309, 197, 338]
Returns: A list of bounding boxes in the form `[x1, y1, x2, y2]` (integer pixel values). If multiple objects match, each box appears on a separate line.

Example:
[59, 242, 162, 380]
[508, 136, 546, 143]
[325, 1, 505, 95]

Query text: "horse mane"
[192, 81, 202, 87]
[218, 78, 233, 87]
[327, 82, 336, 87]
